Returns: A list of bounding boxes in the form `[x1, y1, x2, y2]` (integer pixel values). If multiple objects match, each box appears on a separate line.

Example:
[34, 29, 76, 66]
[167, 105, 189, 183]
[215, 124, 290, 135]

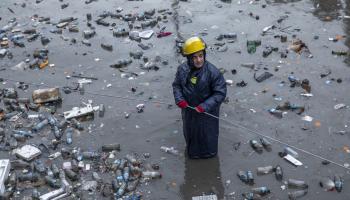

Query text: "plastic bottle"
[45, 175, 61, 188]
[112, 159, 121, 170]
[32, 189, 40, 200]
[79, 83, 84, 95]
[288, 189, 307, 199]
[284, 147, 299, 158]
[251, 186, 270, 195]
[115, 182, 126, 198]
[59, 17, 75, 23]
[123, 166, 130, 182]
[92, 172, 102, 183]
[112, 179, 119, 192]
[64, 169, 78, 181]
[247, 170, 254, 185]
[32, 119, 49, 132]
[331, 51, 348, 56]
[242, 192, 262, 200]
[27, 33, 40, 42]
[287, 179, 308, 189]
[99, 104, 105, 117]
[18, 172, 39, 182]
[256, 166, 274, 175]
[274, 165, 283, 181]
[142, 171, 162, 179]
[260, 138, 272, 151]
[4, 111, 19, 120]
[102, 143, 121, 152]
[83, 30, 96, 39]
[52, 126, 62, 139]
[0, 22, 18, 33]
[119, 159, 127, 169]
[334, 175, 343, 192]
[247, 40, 261, 54]
[8, 173, 17, 186]
[319, 177, 335, 191]
[86, 13, 92, 21]
[47, 115, 58, 126]
[70, 118, 84, 130]
[12, 133, 27, 141]
[61, 147, 72, 159]
[223, 33, 237, 39]
[124, 154, 138, 166]
[34, 160, 46, 174]
[130, 166, 142, 178]
[82, 151, 100, 160]
[10, 159, 31, 169]
[65, 127, 73, 144]
[71, 159, 80, 172]
[116, 169, 124, 183]
[288, 75, 299, 83]
[237, 170, 248, 184]
[12, 130, 33, 137]
[127, 179, 139, 192]
[10, 34, 24, 41]
[58, 119, 68, 129]
[268, 108, 283, 118]
[51, 164, 60, 178]
[249, 140, 263, 153]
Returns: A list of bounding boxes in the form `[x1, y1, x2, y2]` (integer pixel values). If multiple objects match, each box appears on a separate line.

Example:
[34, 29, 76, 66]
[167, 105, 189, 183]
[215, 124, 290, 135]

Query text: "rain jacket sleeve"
[199, 70, 226, 113]
[172, 66, 185, 104]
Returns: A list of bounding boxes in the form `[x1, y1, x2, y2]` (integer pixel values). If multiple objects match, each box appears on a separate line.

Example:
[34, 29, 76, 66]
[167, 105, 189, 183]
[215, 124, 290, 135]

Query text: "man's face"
[192, 51, 205, 68]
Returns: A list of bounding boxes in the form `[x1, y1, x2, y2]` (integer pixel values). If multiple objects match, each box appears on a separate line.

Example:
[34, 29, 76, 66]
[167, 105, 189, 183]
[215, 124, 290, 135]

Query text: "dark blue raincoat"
[172, 61, 227, 158]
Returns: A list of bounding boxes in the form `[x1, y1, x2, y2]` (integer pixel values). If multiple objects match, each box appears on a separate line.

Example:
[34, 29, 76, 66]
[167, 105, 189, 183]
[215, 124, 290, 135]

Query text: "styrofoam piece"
[63, 104, 99, 120]
[15, 145, 41, 161]
[284, 154, 303, 166]
[139, 30, 154, 39]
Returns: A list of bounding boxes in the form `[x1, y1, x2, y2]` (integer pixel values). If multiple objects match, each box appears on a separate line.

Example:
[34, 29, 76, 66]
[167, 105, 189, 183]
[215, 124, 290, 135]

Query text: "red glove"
[177, 100, 189, 109]
[195, 105, 205, 113]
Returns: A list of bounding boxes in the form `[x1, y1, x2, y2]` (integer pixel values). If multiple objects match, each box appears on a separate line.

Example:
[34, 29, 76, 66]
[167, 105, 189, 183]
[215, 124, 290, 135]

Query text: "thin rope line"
[1, 76, 348, 170]
[187, 106, 350, 170]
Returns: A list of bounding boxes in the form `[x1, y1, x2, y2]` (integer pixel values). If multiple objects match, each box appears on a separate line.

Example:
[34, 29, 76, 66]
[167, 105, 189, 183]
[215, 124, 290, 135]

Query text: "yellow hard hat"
[182, 37, 206, 56]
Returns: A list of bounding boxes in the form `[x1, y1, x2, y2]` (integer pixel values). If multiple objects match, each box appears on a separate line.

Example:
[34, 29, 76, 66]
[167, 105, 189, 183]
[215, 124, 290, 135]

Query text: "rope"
[1, 76, 349, 170]
[186, 106, 350, 170]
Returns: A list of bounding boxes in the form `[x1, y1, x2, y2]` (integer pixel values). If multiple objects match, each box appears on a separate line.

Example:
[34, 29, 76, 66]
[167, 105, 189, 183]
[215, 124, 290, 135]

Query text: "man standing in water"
[172, 37, 227, 159]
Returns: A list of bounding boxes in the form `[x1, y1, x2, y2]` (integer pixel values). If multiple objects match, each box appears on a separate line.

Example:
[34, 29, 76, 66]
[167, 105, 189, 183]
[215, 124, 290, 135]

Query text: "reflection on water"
[312, 0, 350, 66]
[180, 156, 224, 200]
[266, 0, 350, 66]
[311, 0, 343, 21]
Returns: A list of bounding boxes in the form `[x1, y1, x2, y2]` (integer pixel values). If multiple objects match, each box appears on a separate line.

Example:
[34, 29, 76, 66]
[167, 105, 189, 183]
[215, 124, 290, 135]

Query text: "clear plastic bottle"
[65, 127, 73, 144]
[274, 165, 283, 181]
[287, 179, 308, 189]
[288, 189, 307, 199]
[249, 140, 263, 153]
[284, 147, 299, 158]
[251, 186, 270, 195]
[256, 166, 274, 175]
[334, 175, 343, 192]
[142, 171, 162, 179]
